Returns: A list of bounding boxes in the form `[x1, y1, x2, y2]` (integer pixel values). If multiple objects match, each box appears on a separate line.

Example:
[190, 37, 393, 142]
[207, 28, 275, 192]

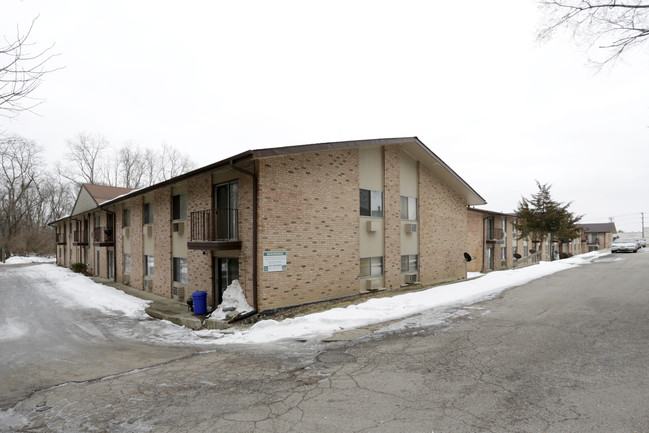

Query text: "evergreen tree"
[513, 181, 582, 255]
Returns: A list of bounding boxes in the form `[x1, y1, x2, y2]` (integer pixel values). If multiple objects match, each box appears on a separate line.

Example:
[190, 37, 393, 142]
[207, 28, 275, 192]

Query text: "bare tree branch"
[538, 0, 649, 65]
[0, 16, 61, 117]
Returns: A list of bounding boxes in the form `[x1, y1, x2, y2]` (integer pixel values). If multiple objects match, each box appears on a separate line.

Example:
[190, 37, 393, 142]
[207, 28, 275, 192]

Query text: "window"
[172, 193, 187, 220]
[360, 189, 383, 217]
[360, 256, 383, 277]
[143, 202, 153, 225]
[401, 254, 418, 272]
[124, 254, 131, 274]
[400, 196, 417, 221]
[144, 255, 154, 277]
[123, 208, 131, 227]
[588, 233, 598, 244]
[173, 257, 188, 284]
[501, 247, 507, 264]
[485, 218, 494, 240]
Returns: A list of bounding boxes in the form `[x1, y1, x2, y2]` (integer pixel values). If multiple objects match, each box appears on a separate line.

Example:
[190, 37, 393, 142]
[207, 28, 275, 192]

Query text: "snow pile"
[219, 251, 605, 344]
[23, 264, 150, 318]
[1, 256, 55, 265]
[210, 280, 254, 320]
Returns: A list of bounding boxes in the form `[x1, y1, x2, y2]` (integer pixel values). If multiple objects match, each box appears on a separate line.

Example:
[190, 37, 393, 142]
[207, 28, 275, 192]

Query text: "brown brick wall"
[153, 187, 172, 297]
[115, 203, 124, 283]
[419, 165, 467, 284]
[466, 209, 484, 272]
[129, 196, 144, 290]
[383, 145, 401, 290]
[237, 162, 255, 307]
[187, 174, 213, 304]
[256, 149, 360, 311]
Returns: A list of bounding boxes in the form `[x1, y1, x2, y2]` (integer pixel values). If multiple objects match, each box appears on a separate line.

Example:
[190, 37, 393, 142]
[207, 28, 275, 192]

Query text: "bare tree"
[116, 143, 147, 188]
[1, 17, 59, 117]
[0, 135, 43, 260]
[538, 1, 649, 65]
[60, 132, 109, 185]
[159, 142, 195, 181]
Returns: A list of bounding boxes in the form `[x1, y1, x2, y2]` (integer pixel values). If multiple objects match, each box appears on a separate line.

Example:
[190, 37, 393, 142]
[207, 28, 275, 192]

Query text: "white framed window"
[172, 194, 187, 221]
[143, 202, 154, 225]
[401, 254, 418, 272]
[360, 256, 383, 277]
[144, 255, 154, 277]
[400, 196, 417, 221]
[124, 253, 131, 274]
[360, 189, 383, 217]
[172, 257, 188, 284]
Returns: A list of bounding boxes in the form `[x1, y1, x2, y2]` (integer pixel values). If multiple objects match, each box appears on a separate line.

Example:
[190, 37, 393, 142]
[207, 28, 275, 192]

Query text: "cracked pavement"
[2, 252, 648, 432]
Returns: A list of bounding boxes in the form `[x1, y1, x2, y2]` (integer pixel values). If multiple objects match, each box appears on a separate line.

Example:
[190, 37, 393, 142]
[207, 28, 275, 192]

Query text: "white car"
[635, 238, 646, 248]
[611, 238, 638, 253]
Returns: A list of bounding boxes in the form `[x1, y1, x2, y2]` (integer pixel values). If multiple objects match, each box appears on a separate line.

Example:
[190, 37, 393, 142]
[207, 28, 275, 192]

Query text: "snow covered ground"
[1, 250, 621, 347]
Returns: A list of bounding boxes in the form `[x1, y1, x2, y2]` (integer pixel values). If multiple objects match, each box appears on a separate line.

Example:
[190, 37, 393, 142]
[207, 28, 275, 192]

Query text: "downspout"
[230, 160, 259, 313]
[482, 216, 488, 273]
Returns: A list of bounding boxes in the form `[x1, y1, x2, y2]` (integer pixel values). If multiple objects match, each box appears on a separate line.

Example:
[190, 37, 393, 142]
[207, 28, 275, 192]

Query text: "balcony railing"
[93, 226, 114, 245]
[189, 208, 240, 250]
[486, 228, 504, 243]
[73, 231, 88, 245]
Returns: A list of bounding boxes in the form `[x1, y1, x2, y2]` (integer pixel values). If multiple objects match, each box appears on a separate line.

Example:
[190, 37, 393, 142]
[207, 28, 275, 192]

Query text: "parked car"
[635, 238, 646, 248]
[611, 238, 639, 253]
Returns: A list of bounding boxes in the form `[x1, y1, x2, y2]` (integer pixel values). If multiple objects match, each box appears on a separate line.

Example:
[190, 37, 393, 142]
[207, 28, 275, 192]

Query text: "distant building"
[578, 223, 617, 252]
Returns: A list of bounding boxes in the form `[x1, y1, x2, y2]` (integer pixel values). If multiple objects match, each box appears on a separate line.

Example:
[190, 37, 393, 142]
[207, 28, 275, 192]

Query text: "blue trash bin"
[192, 291, 207, 315]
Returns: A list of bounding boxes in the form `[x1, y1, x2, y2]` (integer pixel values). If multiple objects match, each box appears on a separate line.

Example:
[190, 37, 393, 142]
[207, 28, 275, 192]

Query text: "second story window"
[144, 202, 153, 225]
[173, 193, 187, 220]
[123, 208, 131, 227]
[400, 196, 417, 221]
[360, 189, 383, 217]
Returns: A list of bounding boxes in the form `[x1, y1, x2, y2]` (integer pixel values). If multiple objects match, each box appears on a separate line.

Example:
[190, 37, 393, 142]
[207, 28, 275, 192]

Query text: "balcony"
[56, 233, 67, 245]
[486, 228, 504, 244]
[73, 231, 88, 246]
[93, 227, 115, 246]
[188, 209, 241, 250]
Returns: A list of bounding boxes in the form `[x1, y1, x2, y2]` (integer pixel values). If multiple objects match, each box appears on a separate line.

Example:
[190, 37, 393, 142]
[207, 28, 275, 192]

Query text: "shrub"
[70, 262, 88, 274]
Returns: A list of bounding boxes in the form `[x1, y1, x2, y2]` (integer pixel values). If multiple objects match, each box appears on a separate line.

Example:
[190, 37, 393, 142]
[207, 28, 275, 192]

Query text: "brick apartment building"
[466, 207, 584, 273]
[52, 137, 487, 313]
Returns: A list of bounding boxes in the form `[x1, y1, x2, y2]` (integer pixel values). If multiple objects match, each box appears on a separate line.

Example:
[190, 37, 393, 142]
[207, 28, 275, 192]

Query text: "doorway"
[108, 250, 114, 280]
[214, 257, 239, 306]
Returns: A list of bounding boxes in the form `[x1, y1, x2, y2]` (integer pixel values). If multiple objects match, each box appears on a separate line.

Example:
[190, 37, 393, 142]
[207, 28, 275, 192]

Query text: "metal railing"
[73, 231, 88, 244]
[190, 208, 238, 242]
[513, 250, 543, 268]
[93, 226, 114, 243]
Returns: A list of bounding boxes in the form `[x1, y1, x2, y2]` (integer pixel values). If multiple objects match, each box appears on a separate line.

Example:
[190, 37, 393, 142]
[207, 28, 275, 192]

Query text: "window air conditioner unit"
[366, 278, 381, 291]
[406, 273, 418, 284]
[407, 223, 417, 233]
[172, 285, 185, 299]
[146, 225, 153, 237]
[366, 220, 380, 232]
[172, 221, 185, 234]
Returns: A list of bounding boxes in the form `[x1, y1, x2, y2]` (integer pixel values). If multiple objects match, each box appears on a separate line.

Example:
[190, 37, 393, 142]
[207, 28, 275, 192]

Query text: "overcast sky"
[2, 1, 648, 232]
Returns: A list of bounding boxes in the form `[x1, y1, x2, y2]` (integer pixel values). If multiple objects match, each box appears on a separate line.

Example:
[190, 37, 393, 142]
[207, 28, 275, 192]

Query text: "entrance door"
[214, 258, 239, 306]
[108, 250, 114, 280]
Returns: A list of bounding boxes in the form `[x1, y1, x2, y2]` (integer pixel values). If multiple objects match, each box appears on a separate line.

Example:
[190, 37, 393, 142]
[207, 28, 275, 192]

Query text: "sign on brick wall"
[263, 251, 287, 272]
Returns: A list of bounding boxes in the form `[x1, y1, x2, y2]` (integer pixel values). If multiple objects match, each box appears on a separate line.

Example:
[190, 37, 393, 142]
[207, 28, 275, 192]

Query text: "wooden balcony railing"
[189, 208, 240, 250]
[93, 226, 114, 245]
[73, 231, 88, 245]
[486, 228, 504, 243]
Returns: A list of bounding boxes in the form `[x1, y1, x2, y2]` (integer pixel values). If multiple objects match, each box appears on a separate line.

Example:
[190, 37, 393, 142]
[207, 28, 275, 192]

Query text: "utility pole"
[642, 212, 645, 238]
